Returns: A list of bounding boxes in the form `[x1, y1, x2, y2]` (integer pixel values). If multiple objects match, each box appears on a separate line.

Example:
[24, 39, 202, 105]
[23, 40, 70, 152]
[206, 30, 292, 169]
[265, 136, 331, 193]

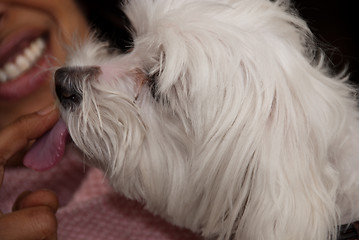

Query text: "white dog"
[24, 0, 359, 239]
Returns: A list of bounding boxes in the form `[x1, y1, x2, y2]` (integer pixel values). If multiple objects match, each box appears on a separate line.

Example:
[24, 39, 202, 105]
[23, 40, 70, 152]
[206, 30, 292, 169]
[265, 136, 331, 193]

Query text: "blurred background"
[78, 0, 358, 84]
[295, 0, 358, 84]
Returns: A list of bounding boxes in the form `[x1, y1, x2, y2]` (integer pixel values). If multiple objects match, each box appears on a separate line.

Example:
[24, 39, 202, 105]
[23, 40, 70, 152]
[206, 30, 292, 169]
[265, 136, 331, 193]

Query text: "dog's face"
[54, 0, 264, 178]
[54, 1, 288, 235]
[52, 0, 304, 233]
[54, 40, 148, 171]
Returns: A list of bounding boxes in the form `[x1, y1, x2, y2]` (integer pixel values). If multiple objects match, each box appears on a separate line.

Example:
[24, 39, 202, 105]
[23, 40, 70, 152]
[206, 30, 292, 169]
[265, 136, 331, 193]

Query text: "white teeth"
[0, 70, 7, 83]
[0, 38, 46, 83]
[4, 63, 18, 79]
[16, 55, 31, 72]
[24, 47, 36, 61]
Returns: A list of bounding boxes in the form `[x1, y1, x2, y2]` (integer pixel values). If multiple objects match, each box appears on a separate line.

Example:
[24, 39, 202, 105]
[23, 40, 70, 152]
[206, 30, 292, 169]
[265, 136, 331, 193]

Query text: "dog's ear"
[224, 30, 354, 240]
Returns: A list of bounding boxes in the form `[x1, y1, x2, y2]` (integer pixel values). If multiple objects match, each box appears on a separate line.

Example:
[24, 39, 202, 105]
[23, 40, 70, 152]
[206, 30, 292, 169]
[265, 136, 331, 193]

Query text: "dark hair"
[75, 0, 133, 52]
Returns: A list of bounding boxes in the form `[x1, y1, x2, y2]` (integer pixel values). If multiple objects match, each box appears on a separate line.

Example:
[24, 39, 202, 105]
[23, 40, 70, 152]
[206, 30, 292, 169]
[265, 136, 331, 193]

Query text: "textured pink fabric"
[0, 155, 202, 240]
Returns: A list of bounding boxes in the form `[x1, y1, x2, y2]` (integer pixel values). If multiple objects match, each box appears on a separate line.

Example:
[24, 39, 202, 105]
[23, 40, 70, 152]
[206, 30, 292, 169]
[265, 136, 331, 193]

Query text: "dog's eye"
[148, 71, 160, 101]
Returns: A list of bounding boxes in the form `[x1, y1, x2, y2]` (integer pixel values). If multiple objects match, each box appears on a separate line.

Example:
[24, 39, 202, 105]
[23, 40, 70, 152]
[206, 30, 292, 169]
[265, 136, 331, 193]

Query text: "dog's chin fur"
[57, 0, 359, 239]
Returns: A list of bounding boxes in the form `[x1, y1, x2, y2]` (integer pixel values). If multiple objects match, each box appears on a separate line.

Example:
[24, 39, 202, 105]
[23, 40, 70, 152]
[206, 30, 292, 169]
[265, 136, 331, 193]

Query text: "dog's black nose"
[55, 66, 101, 111]
[55, 67, 83, 111]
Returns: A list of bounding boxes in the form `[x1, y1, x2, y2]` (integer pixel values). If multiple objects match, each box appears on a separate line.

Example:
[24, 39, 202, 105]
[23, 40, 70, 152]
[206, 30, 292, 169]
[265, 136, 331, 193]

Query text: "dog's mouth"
[23, 119, 69, 171]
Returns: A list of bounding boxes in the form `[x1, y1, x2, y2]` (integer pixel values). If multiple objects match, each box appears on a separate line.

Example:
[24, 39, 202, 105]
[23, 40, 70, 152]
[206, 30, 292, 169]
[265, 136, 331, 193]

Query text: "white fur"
[58, 0, 359, 239]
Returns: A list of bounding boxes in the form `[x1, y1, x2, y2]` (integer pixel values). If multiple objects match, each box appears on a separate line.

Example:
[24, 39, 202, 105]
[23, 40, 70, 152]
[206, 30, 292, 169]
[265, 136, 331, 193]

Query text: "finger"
[0, 166, 3, 193]
[0, 105, 59, 166]
[12, 190, 59, 213]
[0, 206, 57, 240]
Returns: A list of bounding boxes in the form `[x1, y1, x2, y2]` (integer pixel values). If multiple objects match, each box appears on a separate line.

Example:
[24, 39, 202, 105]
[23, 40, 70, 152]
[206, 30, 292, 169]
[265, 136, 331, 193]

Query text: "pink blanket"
[0, 155, 202, 240]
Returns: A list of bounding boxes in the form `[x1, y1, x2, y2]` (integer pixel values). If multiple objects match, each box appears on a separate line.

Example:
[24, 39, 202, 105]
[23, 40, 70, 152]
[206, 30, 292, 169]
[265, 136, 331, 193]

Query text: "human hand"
[0, 190, 59, 240]
[0, 105, 59, 240]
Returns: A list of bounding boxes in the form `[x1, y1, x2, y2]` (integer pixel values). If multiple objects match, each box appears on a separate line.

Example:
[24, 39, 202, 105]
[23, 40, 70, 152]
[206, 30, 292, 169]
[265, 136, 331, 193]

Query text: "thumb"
[0, 190, 58, 240]
[12, 190, 59, 213]
[0, 104, 59, 166]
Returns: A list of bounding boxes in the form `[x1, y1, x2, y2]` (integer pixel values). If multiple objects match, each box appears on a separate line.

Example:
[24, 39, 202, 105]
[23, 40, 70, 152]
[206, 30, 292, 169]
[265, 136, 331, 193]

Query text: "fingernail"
[37, 104, 56, 116]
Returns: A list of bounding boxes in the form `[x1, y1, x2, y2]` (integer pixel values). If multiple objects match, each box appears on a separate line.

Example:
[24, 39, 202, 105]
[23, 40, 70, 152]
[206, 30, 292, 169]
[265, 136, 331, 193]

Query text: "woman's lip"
[0, 29, 44, 67]
[0, 47, 52, 101]
[0, 29, 52, 100]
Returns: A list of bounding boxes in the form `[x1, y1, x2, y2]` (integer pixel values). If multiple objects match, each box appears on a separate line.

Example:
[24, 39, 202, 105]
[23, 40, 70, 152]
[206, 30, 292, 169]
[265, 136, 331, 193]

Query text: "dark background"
[78, 0, 358, 84]
[294, 0, 358, 84]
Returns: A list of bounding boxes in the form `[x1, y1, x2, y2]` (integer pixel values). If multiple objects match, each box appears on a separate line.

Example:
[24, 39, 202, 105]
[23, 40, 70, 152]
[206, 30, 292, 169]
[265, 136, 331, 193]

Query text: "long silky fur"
[58, 0, 359, 239]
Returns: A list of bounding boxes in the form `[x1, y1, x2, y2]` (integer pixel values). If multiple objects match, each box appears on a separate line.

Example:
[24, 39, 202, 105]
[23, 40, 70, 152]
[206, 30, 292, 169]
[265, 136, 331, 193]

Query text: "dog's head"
[52, 0, 319, 170]
[25, 0, 350, 238]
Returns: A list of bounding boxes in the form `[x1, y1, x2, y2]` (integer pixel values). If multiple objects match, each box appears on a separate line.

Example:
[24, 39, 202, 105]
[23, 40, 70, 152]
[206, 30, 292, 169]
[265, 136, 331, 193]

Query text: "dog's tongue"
[23, 119, 68, 171]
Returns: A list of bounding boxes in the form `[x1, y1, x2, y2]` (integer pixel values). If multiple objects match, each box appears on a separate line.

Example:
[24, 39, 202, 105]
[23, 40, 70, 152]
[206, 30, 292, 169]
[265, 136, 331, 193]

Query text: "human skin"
[0, 0, 88, 163]
[0, 0, 88, 127]
[0, 106, 59, 240]
[0, 0, 89, 238]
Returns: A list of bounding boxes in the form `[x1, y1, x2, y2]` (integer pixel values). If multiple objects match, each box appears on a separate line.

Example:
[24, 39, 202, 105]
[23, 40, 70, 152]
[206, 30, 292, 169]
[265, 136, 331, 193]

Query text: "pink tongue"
[23, 119, 69, 171]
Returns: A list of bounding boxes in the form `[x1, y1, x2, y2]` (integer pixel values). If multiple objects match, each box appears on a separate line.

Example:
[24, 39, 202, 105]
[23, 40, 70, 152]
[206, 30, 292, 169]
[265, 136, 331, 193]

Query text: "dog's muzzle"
[55, 66, 100, 111]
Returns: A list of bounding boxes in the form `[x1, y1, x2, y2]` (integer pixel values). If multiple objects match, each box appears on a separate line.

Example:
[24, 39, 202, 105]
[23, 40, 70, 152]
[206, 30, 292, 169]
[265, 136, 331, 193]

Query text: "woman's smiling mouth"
[0, 29, 51, 100]
[0, 37, 46, 83]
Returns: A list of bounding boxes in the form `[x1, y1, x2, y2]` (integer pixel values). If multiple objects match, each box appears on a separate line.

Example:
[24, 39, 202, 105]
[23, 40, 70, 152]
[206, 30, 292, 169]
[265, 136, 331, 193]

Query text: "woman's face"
[0, 0, 89, 128]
